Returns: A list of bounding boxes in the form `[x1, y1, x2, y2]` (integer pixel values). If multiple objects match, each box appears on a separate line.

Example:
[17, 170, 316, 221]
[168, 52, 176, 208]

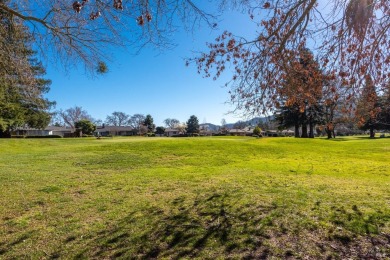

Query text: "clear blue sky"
[45, 5, 258, 126]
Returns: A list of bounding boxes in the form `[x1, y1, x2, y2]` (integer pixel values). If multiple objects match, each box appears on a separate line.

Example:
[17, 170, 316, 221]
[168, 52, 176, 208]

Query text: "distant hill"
[246, 116, 274, 126]
[225, 116, 274, 129]
[199, 123, 220, 131]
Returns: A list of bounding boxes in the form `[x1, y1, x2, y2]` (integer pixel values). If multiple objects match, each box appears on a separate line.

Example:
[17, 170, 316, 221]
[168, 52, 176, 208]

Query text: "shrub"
[75, 120, 96, 135]
[172, 134, 188, 137]
[26, 135, 62, 138]
[253, 126, 262, 136]
[212, 133, 227, 136]
[11, 135, 25, 138]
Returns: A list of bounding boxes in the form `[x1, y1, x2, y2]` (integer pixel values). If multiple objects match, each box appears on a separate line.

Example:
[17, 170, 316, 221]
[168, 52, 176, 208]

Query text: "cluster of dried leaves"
[192, 0, 390, 119]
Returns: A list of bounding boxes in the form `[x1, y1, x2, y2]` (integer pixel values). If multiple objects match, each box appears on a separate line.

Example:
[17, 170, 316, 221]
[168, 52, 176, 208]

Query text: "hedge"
[25, 135, 63, 138]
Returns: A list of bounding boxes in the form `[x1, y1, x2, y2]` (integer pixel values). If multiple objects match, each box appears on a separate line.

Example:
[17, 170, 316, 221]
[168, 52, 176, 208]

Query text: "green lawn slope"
[0, 136, 389, 258]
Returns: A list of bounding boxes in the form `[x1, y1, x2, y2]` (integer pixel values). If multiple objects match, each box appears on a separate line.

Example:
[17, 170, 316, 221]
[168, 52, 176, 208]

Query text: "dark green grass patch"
[0, 136, 389, 259]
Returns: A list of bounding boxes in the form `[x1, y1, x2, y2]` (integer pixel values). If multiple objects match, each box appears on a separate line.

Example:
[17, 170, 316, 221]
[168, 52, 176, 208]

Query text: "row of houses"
[11, 125, 295, 137]
[12, 126, 137, 137]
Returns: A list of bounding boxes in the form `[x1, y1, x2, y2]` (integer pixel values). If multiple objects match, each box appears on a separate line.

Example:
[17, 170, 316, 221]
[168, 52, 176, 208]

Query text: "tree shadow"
[84, 192, 275, 259]
[319, 136, 385, 142]
[64, 193, 390, 259]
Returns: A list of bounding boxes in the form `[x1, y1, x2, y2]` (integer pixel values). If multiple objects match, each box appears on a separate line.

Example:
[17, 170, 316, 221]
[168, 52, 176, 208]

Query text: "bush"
[82, 134, 94, 137]
[26, 135, 62, 138]
[146, 133, 156, 137]
[172, 134, 188, 137]
[11, 135, 25, 138]
[212, 133, 227, 136]
[253, 126, 262, 136]
[75, 120, 96, 135]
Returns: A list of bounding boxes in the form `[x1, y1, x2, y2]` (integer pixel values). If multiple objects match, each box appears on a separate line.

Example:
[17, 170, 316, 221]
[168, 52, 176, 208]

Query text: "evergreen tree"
[186, 115, 199, 135]
[358, 87, 390, 135]
[143, 114, 155, 133]
[0, 10, 54, 137]
[356, 76, 379, 138]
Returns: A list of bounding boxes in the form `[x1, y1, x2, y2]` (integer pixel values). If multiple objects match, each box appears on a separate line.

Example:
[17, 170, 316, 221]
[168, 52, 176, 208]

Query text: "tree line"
[51, 107, 201, 136]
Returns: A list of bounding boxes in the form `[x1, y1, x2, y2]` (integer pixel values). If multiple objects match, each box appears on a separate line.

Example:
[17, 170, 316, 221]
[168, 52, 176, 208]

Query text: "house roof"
[95, 125, 134, 132]
[45, 126, 73, 131]
[229, 128, 252, 133]
[165, 128, 180, 132]
[15, 126, 72, 131]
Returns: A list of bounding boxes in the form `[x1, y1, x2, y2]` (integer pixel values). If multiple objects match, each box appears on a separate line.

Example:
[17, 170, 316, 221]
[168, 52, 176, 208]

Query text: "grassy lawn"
[0, 136, 389, 259]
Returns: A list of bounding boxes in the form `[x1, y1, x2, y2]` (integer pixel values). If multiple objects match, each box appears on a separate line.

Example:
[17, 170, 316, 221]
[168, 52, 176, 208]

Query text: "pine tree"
[0, 9, 54, 137]
[143, 114, 155, 133]
[186, 115, 200, 135]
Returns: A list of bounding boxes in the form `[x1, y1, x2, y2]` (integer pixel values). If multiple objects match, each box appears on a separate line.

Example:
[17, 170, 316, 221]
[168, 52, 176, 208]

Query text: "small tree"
[253, 126, 262, 136]
[155, 126, 165, 135]
[75, 120, 96, 136]
[177, 123, 187, 134]
[186, 115, 199, 135]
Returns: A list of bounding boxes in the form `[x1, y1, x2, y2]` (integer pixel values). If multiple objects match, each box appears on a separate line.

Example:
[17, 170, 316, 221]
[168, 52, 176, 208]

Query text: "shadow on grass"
[319, 136, 386, 142]
[86, 192, 276, 259]
[2, 191, 389, 259]
[63, 194, 390, 259]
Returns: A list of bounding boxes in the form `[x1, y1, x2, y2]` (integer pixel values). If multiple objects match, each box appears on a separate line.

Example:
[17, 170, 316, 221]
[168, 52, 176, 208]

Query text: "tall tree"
[105, 111, 129, 126]
[164, 118, 180, 129]
[377, 92, 390, 131]
[128, 114, 145, 135]
[193, 0, 390, 120]
[220, 118, 228, 134]
[356, 76, 388, 137]
[186, 115, 200, 135]
[59, 106, 93, 129]
[143, 114, 155, 133]
[275, 48, 325, 138]
[0, 8, 54, 137]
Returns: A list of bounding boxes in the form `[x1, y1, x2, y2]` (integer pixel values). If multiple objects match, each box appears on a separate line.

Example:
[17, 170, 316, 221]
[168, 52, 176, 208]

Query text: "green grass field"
[0, 136, 389, 259]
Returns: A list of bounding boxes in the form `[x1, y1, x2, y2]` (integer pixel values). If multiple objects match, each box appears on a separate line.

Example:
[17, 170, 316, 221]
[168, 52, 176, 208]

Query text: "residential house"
[228, 127, 254, 136]
[165, 128, 181, 137]
[95, 125, 135, 136]
[11, 126, 73, 137]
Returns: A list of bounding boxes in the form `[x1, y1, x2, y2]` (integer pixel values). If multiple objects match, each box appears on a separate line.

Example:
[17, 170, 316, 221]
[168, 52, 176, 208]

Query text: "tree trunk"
[370, 127, 375, 138]
[301, 124, 308, 138]
[309, 121, 314, 138]
[325, 128, 332, 139]
[294, 124, 300, 138]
